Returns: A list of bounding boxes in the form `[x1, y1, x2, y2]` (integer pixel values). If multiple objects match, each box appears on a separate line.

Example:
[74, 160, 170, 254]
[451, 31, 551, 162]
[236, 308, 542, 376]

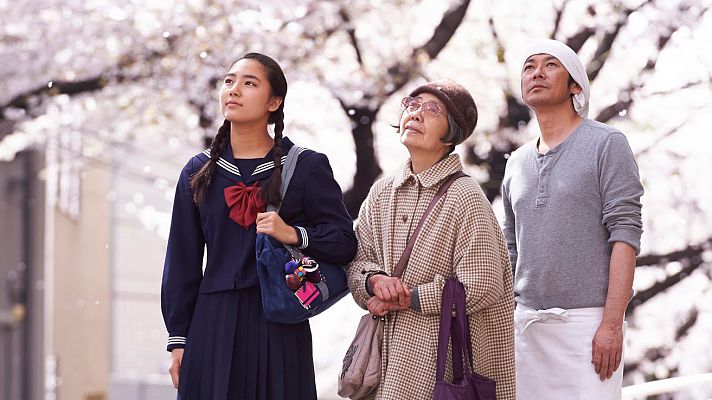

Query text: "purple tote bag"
[433, 279, 496, 400]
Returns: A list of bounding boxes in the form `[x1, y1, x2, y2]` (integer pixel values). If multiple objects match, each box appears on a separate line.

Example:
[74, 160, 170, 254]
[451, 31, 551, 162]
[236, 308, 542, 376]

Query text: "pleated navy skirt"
[177, 285, 317, 400]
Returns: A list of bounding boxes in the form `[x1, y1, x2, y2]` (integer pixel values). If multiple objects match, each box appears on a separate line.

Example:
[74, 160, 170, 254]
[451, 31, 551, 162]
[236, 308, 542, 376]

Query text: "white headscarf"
[522, 39, 590, 118]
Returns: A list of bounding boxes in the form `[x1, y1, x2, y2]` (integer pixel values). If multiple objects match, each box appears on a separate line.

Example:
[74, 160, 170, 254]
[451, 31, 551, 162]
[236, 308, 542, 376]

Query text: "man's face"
[521, 54, 581, 111]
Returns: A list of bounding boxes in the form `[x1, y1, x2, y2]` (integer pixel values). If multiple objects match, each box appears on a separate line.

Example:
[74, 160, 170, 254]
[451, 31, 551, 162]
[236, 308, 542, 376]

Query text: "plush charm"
[285, 273, 302, 290]
[284, 260, 299, 274]
[283, 256, 323, 308]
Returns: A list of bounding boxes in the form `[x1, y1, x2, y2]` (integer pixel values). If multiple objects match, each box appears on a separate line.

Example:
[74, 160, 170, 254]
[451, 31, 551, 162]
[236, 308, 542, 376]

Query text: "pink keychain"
[294, 281, 320, 309]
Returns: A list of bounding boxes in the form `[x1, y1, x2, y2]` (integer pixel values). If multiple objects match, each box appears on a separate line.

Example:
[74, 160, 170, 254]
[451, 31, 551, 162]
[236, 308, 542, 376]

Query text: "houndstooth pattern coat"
[347, 154, 515, 400]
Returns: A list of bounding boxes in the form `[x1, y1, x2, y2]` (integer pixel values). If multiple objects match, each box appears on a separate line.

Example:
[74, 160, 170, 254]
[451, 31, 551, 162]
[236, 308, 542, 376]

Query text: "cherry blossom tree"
[1, 0, 711, 397]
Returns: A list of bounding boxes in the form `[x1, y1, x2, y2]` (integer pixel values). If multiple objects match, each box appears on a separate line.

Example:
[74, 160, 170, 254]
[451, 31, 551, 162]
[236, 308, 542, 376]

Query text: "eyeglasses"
[401, 96, 444, 120]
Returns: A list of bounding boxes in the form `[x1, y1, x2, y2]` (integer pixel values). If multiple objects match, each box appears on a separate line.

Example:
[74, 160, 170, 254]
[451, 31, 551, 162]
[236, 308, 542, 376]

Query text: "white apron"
[514, 304, 626, 400]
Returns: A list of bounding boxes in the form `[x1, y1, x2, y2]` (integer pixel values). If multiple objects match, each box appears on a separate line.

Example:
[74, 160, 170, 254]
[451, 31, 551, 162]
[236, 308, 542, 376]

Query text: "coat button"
[402, 214, 408, 223]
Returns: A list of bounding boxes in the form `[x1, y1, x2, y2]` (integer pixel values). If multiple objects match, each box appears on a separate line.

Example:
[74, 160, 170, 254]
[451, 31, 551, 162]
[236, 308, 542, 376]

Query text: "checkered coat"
[347, 154, 515, 400]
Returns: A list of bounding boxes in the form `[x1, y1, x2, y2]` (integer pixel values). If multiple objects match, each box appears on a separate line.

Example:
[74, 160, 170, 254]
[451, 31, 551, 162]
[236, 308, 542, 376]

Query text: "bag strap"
[265, 145, 305, 261]
[435, 278, 457, 381]
[391, 171, 468, 278]
[266, 144, 303, 213]
[453, 278, 475, 375]
[436, 278, 474, 382]
[451, 315, 466, 381]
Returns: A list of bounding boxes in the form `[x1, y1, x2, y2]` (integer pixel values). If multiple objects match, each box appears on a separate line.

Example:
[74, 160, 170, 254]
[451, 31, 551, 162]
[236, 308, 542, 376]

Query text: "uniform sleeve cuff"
[294, 226, 309, 249]
[167, 336, 187, 352]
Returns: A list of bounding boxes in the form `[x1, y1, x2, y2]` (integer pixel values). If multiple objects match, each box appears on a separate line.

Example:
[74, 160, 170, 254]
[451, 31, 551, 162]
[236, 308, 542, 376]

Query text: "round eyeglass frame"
[400, 96, 444, 120]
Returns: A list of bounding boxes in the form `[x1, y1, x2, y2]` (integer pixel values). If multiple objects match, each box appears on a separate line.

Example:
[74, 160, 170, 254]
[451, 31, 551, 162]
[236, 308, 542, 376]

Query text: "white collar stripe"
[252, 149, 305, 174]
[252, 159, 285, 174]
[216, 160, 241, 176]
[202, 148, 306, 177]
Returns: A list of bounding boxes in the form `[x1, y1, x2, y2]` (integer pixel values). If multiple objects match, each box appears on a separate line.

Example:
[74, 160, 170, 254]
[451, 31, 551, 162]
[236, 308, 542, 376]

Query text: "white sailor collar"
[198, 137, 305, 183]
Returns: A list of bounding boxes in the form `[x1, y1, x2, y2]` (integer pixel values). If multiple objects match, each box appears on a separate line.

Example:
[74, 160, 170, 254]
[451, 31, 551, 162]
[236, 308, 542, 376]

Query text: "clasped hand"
[367, 274, 412, 316]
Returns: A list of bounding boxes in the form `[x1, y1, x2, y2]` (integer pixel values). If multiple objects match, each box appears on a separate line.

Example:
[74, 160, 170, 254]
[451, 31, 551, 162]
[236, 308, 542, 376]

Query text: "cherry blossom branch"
[338, 0, 473, 216]
[550, 0, 569, 39]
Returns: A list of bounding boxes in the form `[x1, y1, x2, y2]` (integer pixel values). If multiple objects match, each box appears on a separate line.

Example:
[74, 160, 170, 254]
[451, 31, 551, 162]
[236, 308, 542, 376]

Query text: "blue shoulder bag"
[255, 145, 349, 324]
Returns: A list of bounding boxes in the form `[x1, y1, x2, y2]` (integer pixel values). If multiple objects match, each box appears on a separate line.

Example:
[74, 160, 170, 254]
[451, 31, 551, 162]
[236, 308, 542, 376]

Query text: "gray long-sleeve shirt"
[502, 119, 643, 310]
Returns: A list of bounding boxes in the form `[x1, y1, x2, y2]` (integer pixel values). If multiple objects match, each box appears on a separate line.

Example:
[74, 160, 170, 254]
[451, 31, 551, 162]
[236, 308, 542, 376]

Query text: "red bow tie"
[224, 182, 266, 229]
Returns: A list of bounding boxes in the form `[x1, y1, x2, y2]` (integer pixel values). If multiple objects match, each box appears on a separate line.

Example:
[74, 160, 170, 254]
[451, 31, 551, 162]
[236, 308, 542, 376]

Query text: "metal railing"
[623, 373, 712, 399]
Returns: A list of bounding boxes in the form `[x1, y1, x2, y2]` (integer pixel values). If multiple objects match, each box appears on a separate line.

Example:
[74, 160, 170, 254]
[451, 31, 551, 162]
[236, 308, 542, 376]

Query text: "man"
[502, 39, 643, 399]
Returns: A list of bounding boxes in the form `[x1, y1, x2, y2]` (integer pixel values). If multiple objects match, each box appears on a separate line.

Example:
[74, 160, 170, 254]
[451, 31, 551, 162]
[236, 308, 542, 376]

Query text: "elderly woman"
[346, 80, 515, 399]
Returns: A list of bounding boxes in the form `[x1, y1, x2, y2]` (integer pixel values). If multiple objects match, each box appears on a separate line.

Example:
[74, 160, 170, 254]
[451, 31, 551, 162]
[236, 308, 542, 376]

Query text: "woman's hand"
[367, 297, 390, 316]
[368, 274, 411, 307]
[169, 348, 184, 389]
[256, 211, 299, 245]
[367, 294, 412, 316]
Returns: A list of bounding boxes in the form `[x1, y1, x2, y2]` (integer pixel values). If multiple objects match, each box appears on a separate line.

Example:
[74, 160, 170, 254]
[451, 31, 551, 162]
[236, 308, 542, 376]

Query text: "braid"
[190, 119, 230, 203]
[272, 107, 285, 138]
[260, 107, 285, 206]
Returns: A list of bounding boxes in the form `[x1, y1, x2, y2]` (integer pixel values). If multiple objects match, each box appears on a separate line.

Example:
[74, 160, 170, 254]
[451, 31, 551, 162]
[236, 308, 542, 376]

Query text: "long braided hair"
[190, 53, 288, 205]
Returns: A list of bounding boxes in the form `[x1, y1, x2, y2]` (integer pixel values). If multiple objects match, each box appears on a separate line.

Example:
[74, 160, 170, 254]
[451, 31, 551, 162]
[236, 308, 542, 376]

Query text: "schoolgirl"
[161, 53, 357, 399]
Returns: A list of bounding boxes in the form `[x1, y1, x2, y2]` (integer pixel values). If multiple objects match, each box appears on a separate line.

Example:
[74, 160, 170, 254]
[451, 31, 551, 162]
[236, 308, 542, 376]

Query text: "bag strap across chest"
[391, 171, 468, 278]
[266, 144, 303, 213]
[264, 144, 304, 260]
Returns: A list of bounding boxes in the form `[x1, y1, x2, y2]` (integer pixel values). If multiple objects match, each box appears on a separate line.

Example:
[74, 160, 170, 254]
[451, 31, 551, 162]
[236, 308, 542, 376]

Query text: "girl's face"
[219, 58, 282, 124]
[398, 92, 451, 156]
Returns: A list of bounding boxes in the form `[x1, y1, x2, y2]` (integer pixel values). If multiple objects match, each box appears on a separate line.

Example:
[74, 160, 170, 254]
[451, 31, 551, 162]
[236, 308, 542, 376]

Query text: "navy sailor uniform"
[161, 137, 357, 399]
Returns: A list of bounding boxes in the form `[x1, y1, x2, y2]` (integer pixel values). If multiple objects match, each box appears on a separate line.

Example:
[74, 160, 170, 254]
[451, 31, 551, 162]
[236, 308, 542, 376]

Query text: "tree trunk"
[343, 107, 381, 218]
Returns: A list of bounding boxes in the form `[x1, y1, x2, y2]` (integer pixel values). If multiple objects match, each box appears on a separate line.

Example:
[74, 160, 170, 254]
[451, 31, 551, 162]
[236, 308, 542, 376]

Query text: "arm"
[501, 177, 518, 274]
[295, 152, 358, 265]
[161, 159, 205, 352]
[602, 243, 636, 325]
[347, 182, 389, 310]
[592, 242, 636, 380]
[599, 133, 644, 254]
[416, 185, 507, 316]
[592, 133, 643, 379]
